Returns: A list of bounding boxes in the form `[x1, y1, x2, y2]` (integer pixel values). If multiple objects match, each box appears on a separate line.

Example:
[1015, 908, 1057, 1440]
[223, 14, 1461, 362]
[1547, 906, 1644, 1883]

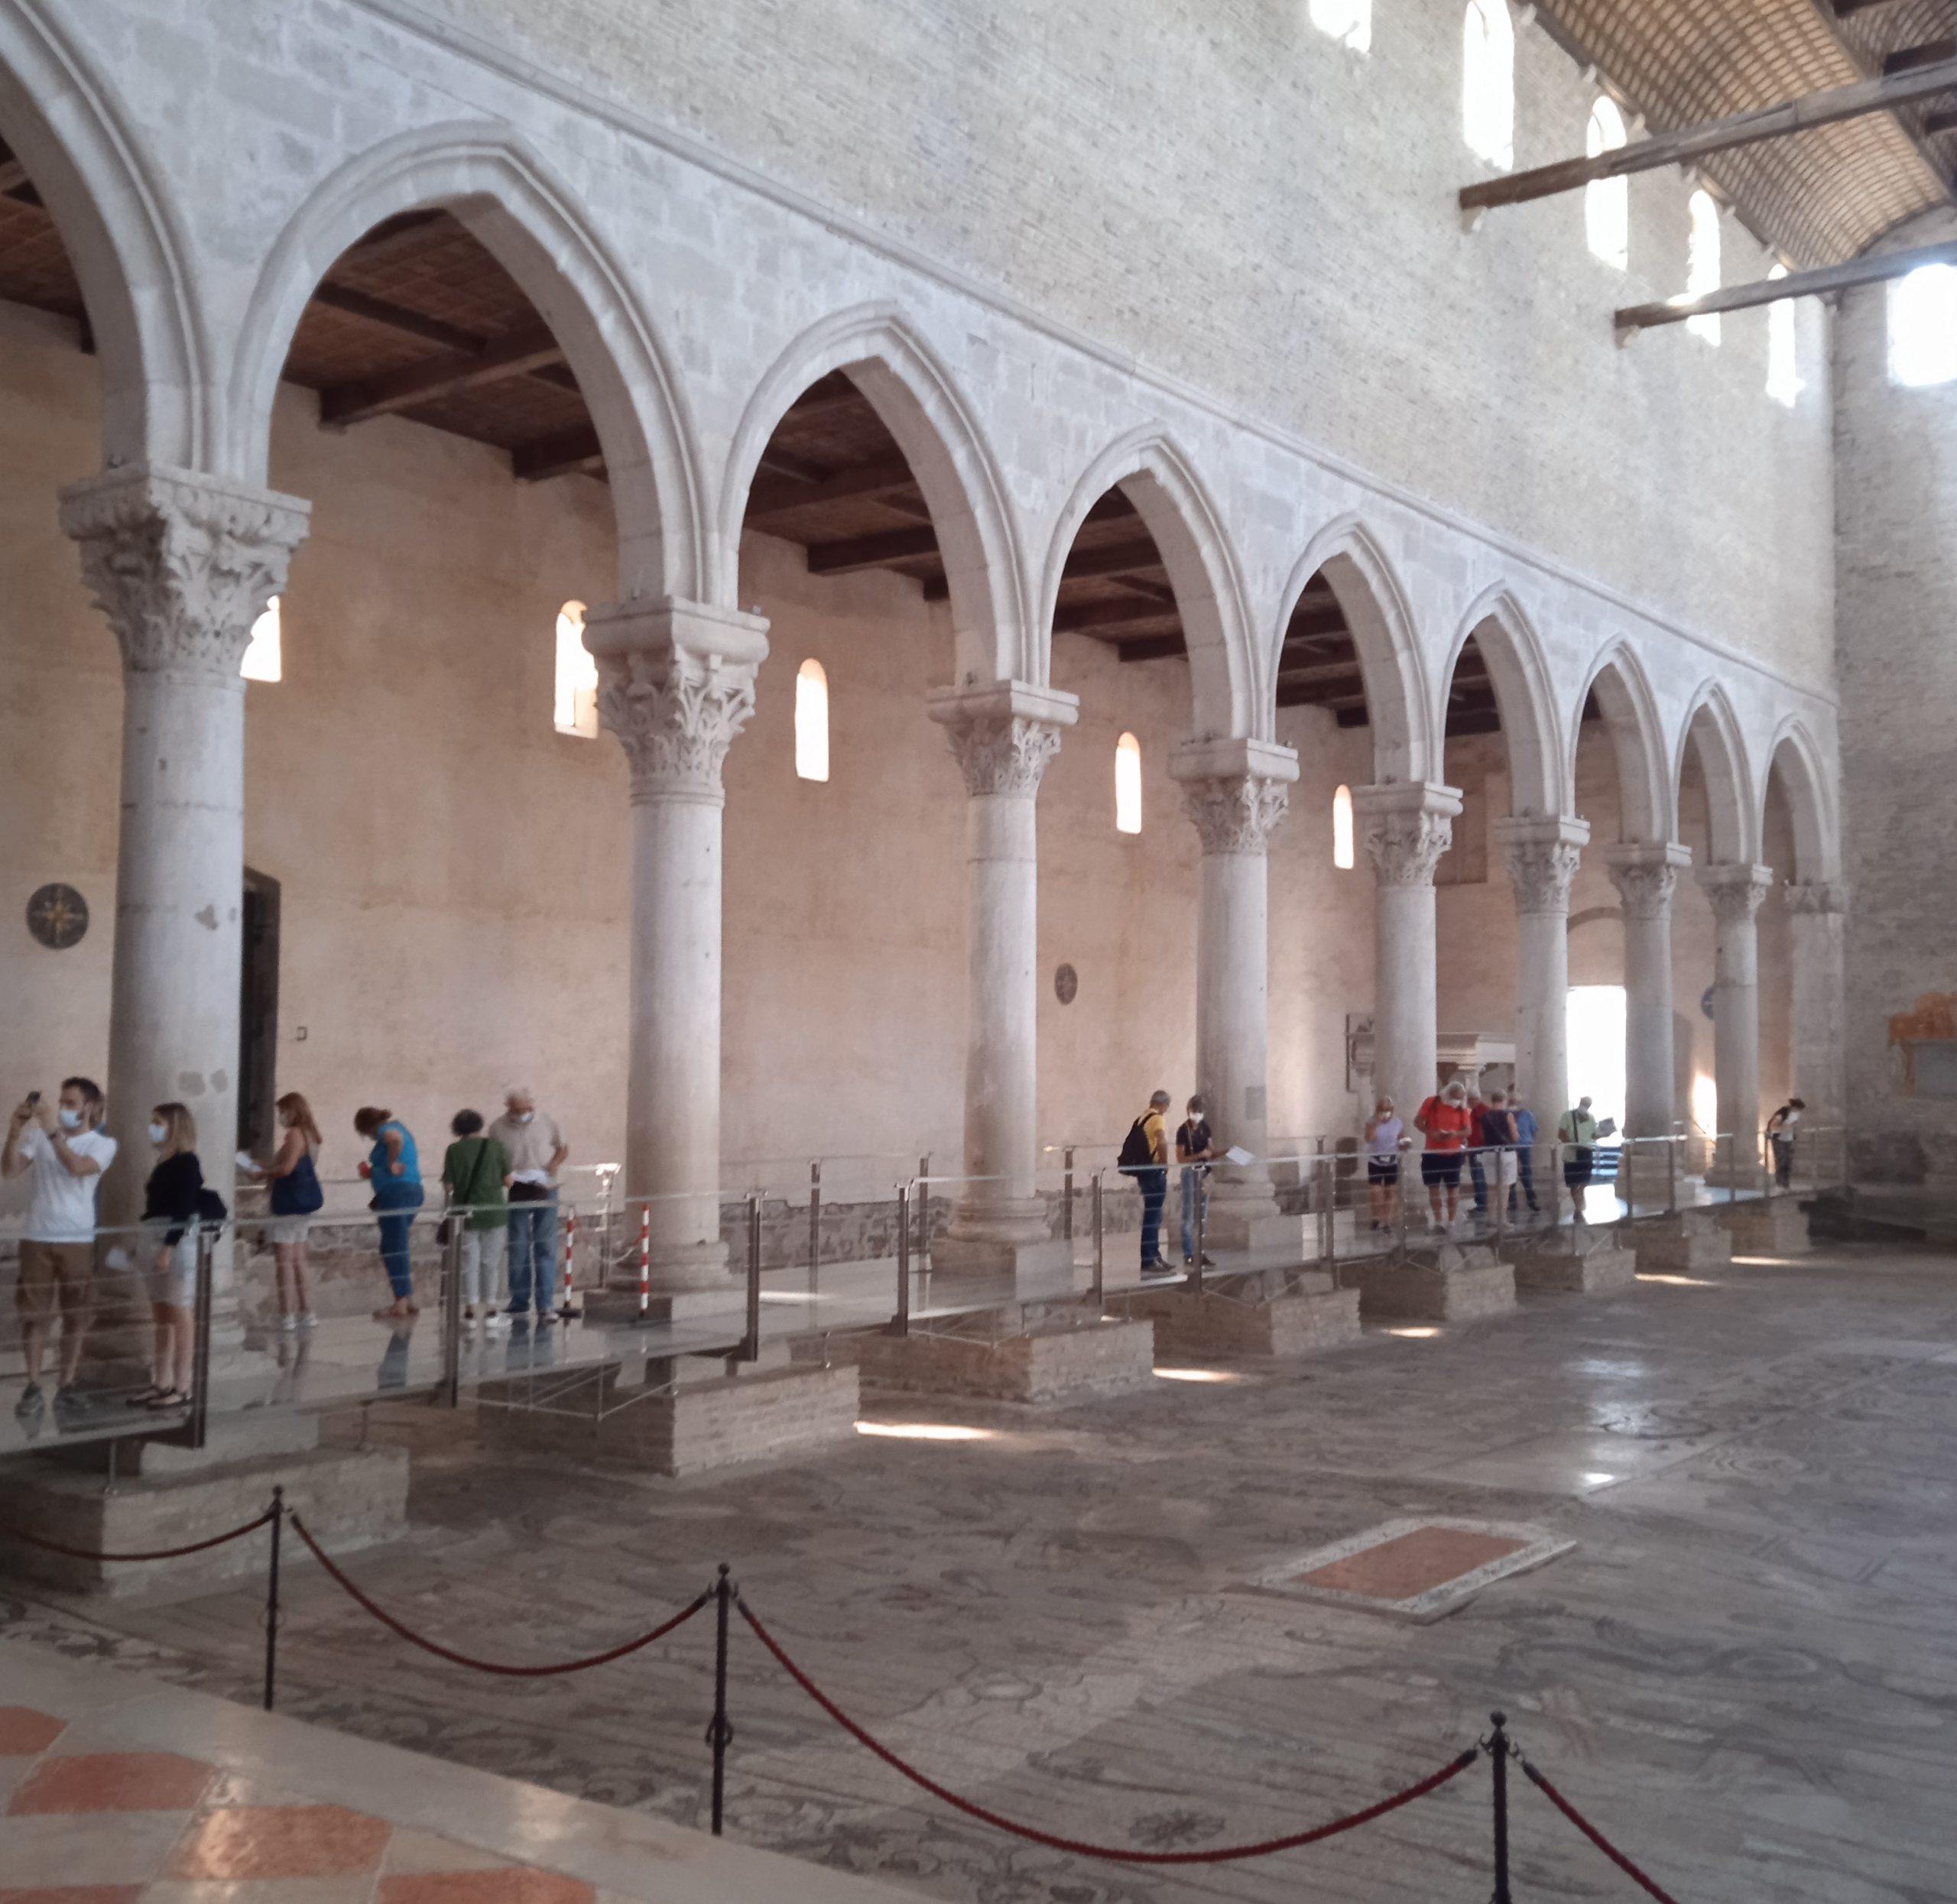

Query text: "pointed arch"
[720, 303, 1030, 684]
[1442, 584, 1564, 816]
[1763, 716, 1835, 883]
[1674, 680, 1756, 866]
[0, 0, 206, 466]
[1042, 429, 1258, 741]
[226, 122, 703, 601]
[1277, 514, 1434, 787]
[1572, 639, 1671, 844]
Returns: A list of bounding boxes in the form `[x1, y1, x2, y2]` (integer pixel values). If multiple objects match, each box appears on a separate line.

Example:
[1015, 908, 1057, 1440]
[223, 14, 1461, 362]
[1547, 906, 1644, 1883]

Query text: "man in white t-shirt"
[4, 1077, 117, 1423]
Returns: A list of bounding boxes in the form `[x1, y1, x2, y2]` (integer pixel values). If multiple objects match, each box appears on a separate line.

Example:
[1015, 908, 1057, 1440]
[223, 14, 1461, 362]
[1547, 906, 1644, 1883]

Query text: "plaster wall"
[1835, 212, 1957, 1182]
[416, 0, 1835, 680]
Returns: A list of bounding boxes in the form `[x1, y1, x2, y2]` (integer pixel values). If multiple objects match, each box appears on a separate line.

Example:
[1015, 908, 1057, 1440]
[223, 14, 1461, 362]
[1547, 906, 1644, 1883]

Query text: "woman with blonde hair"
[249, 1091, 324, 1332]
[129, 1102, 204, 1411]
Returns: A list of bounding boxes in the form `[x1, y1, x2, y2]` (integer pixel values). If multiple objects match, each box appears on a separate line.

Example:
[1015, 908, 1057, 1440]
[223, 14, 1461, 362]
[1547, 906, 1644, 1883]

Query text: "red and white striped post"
[558, 1210, 581, 1319]
[638, 1205, 651, 1316]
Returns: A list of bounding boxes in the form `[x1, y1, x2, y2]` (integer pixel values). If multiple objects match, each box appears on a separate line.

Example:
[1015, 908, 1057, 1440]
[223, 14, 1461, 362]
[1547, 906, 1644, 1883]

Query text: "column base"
[1632, 1211, 1732, 1275]
[1500, 1225, 1639, 1294]
[1352, 1243, 1517, 1322]
[813, 1316, 1155, 1404]
[928, 1234, 1074, 1279]
[1121, 1275, 1361, 1358]
[598, 1237, 730, 1302]
[1716, 1199, 1814, 1257]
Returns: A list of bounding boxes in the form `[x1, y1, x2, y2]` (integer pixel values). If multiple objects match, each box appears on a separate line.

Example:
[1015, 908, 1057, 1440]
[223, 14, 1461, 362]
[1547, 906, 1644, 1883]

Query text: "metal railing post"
[1063, 1145, 1076, 1242]
[1667, 1127, 1679, 1213]
[441, 1218, 464, 1407]
[188, 1227, 214, 1450]
[742, 1192, 762, 1362]
[893, 1185, 911, 1337]
[916, 1153, 930, 1273]
[808, 1160, 822, 1287]
[1726, 1134, 1738, 1203]
[1091, 1170, 1105, 1304]
[1488, 1711, 1513, 1904]
[1493, 1149, 1507, 1247]
[1547, 1140, 1563, 1232]
[1192, 1172, 1206, 1293]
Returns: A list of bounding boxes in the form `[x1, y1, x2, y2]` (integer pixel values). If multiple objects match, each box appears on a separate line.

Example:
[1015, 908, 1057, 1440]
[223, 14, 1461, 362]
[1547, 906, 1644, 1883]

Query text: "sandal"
[124, 1384, 165, 1407]
[144, 1388, 189, 1411]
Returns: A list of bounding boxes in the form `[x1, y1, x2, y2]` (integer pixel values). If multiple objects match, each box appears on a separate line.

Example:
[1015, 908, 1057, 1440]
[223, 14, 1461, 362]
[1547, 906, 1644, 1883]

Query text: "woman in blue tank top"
[355, 1105, 424, 1319]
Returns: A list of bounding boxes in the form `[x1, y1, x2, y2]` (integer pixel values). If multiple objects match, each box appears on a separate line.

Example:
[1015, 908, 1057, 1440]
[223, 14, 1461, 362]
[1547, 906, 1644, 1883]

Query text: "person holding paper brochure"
[1176, 1096, 1215, 1267]
[1559, 1096, 1599, 1218]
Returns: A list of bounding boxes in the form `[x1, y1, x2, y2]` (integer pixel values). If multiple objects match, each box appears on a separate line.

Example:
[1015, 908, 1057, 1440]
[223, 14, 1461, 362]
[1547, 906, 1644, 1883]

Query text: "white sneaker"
[296, 1311, 316, 1330]
[276, 1313, 299, 1334]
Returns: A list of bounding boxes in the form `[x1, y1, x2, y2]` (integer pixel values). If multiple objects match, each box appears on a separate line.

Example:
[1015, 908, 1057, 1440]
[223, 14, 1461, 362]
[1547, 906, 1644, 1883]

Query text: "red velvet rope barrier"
[1522, 1760, 1683, 1904]
[738, 1598, 1479, 1864]
[0, 1508, 274, 1565]
[289, 1513, 712, 1676]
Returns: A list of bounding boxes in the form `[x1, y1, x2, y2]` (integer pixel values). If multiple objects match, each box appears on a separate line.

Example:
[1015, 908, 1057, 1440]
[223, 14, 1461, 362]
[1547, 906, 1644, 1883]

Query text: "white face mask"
[511, 1110, 533, 1125]
[57, 1108, 83, 1131]
[148, 1121, 168, 1146]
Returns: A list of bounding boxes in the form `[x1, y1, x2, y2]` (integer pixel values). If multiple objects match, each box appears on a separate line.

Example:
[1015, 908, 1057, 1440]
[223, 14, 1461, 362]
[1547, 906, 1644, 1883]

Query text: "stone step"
[808, 1314, 1155, 1403]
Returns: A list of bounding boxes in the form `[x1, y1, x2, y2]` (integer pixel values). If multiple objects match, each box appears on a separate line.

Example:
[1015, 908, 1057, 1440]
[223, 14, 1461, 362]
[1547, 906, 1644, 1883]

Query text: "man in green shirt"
[1558, 1096, 1599, 1219]
[442, 1110, 512, 1328]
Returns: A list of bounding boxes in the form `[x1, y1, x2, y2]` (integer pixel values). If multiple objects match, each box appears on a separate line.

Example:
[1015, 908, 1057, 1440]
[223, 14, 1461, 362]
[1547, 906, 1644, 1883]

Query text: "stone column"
[1785, 879, 1848, 1130]
[1604, 843, 1691, 1143]
[60, 465, 310, 1260]
[1170, 737, 1300, 1250]
[588, 598, 768, 1290]
[926, 681, 1079, 1277]
[1698, 864, 1774, 1182]
[1353, 783, 1461, 1127]
[1494, 816, 1589, 1130]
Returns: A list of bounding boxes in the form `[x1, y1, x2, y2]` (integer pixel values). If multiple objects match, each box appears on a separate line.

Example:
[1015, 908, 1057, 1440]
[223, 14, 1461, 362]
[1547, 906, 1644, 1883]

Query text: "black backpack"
[1116, 1117, 1155, 1173]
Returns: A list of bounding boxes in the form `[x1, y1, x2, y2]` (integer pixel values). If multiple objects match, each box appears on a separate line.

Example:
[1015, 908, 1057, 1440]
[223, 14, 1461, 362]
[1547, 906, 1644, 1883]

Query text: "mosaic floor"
[5, 1241, 1957, 1902]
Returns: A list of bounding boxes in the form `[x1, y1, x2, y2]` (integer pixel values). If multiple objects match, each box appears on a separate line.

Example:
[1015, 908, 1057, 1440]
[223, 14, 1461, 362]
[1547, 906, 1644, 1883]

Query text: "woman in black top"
[132, 1101, 203, 1411]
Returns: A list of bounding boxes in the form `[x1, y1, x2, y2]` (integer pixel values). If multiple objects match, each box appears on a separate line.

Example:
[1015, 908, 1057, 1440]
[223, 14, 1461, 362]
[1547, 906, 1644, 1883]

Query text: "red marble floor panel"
[166, 1802, 393, 1880]
[0, 1710, 67, 1756]
[0, 1889, 147, 1903]
[381, 1873, 596, 1904]
[6, 1753, 215, 1816]
[1297, 1526, 1526, 1598]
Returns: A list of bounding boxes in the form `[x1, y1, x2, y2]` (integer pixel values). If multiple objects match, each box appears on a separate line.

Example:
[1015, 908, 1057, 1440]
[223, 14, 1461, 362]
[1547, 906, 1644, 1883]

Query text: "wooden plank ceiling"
[0, 152, 1577, 740]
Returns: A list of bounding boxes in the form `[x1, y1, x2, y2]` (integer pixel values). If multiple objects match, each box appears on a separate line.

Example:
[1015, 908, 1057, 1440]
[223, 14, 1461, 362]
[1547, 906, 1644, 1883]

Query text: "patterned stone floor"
[6, 1241, 1957, 1902]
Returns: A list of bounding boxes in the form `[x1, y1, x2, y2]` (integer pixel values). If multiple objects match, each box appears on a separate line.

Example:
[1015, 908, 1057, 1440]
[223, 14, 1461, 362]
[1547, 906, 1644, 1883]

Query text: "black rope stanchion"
[1485, 1711, 1514, 1904]
[1520, 1755, 1683, 1904]
[738, 1596, 1480, 1864]
[707, 1562, 735, 1836]
[263, 1485, 285, 1712]
[0, 1505, 275, 1565]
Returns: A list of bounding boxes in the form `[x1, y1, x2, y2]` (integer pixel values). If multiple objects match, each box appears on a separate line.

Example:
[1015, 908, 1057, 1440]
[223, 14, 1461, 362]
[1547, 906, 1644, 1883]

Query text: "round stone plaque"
[1053, 962, 1078, 1005]
[26, 883, 88, 951]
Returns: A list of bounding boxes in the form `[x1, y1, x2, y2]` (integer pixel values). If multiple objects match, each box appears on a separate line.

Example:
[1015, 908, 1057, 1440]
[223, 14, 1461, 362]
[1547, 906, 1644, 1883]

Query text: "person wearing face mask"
[245, 1091, 324, 1332]
[488, 1088, 569, 1322]
[1558, 1095, 1600, 1221]
[4, 1077, 116, 1426]
[1413, 1077, 1474, 1233]
[132, 1102, 204, 1412]
[354, 1105, 423, 1320]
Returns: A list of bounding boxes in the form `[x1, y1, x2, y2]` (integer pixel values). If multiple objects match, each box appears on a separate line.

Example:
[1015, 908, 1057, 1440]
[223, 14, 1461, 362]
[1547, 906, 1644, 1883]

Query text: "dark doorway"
[239, 870, 281, 1153]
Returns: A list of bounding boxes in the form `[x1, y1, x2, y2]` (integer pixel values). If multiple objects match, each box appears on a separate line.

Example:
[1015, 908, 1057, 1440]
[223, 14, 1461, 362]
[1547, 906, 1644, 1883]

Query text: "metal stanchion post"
[893, 1186, 910, 1337]
[558, 1209, 583, 1319]
[1063, 1145, 1075, 1242]
[638, 1205, 651, 1319]
[1493, 1150, 1506, 1247]
[441, 1219, 464, 1407]
[1192, 1172, 1206, 1294]
[188, 1228, 214, 1450]
[708, 1563, 734, 1837]
[1547, 1141, 1563, 1232]
[916, 1154, 930, 1272]
[1488, 1711, 1513, 1904]
[1726, 1134, 1737, 1204]
[742, 1193, 762, 1362]
[263, 1485, 284, 1711]
[808, 1160, 821, 1289]
[1667, 1128, 1679, 1213]
[1091, 1170, 1105, 1304]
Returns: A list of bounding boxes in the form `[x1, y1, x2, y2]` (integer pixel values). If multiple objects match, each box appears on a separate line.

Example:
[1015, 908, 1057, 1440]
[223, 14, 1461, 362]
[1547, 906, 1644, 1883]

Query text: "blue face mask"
[57, 1108, 83, 1131]
[148, 1122, 168, 1147]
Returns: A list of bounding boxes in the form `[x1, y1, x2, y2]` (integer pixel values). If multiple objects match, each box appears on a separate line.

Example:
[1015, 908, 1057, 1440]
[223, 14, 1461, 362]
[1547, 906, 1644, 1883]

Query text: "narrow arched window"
[1890, 262, 1957, 388]
[1309, 0, 1371, 54]
[794, 658, 829, 782]
[1115, 733, 1143, 835]
[240, 595, 282, 683]
[1462, 0, 1514, 172]
[1585, 99, 1628, 270]
[1765, 265, 1802, 407]
[553, 599, 598, 737]
[1332, 784, 1355, 871]
[1686, 190, 1722, 344]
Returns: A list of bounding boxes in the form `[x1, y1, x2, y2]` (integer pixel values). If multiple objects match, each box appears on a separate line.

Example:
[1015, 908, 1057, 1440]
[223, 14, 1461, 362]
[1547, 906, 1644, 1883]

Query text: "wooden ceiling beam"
[804, 524, 941, 574]
[1923, 105, 1957, 137]
[746, 454, 917, 521]
[1284, 602, 1350, 640]
[1618, 235, 1957, 332]
[1461, 54, 1957, 211]
[1832, 0, 1906, 14]
[1117, 634, 1187, 663]
[1060, 537, 1167, 582]
[1887, 39, 1957, 76]
[320, 322, 565, 427]
[511, 424, 605, 482]
[308, 283, 486, 355]
[1053, 598, 1182, 635]
[1276, 657, 1368, 689]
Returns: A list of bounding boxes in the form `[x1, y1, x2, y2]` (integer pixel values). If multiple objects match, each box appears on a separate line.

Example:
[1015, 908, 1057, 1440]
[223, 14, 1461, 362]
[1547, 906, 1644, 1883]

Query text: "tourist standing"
[355, 1106, 423, 1319]
[442, 1109, 512, 1328]
[1473, 1090, 1518, 1223]
[1363, 1095, 1406, 1233]
[490, 1088, 569, 1322]
[133, 1102, 203, 1412]
[1413, 1079, 1474, 1232]
[1510, 1098, 1540, 1214]
[250, 1091, 323, 1332]
[4, 1078, 115, 1426]
[1559, 1096, 1599, 1220]
[1118, 1090, 1173, 1272]
[1765, 1098, 1806, 1189]
[1176, 1095, 1215, 1267]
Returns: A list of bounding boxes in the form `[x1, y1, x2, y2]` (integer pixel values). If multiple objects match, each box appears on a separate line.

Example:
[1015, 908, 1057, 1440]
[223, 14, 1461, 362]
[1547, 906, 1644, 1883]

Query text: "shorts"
[1421, 1150, 1464, 1188]
[1563, 1147, 1594, 1189]
[1367, 1157, 1399, 1185]
[15, 1239, 94, 1328]
[144, 1227, 200, 1308]
[1489, 1149, 1519, 1187]
[266, 1215, 312, 1247]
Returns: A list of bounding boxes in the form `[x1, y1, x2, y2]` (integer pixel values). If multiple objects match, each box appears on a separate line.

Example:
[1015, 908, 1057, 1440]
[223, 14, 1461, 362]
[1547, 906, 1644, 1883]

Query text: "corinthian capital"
[1783, 880, 1849, 918]
[1605, 841, 1692, 921]
[1180, 776, 1290, 855]
[586, 598, 769, 804]
[1351, 782, 1462, 888]
[1698, 862, 1774, 926]
[927, 680, 1079, 798]
[59, 465, 310, 678]
[1493, 816, 1589, 917]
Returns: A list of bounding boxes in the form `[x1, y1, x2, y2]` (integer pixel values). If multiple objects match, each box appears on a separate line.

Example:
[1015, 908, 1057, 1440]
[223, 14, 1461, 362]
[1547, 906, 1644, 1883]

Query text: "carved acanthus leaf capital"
[1607, 858, 1680, 921]
[942, 715, 1063, 798]
[1783, 881, 1849, 918]
[597, 646, 758, 803]
[1503, 837, 1583, 916]
[1181, 775, 1290, 855]
[1699, 864, 1774, 927]
[1363, 810, 1452, 887]
[59, 465, 310, 679]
